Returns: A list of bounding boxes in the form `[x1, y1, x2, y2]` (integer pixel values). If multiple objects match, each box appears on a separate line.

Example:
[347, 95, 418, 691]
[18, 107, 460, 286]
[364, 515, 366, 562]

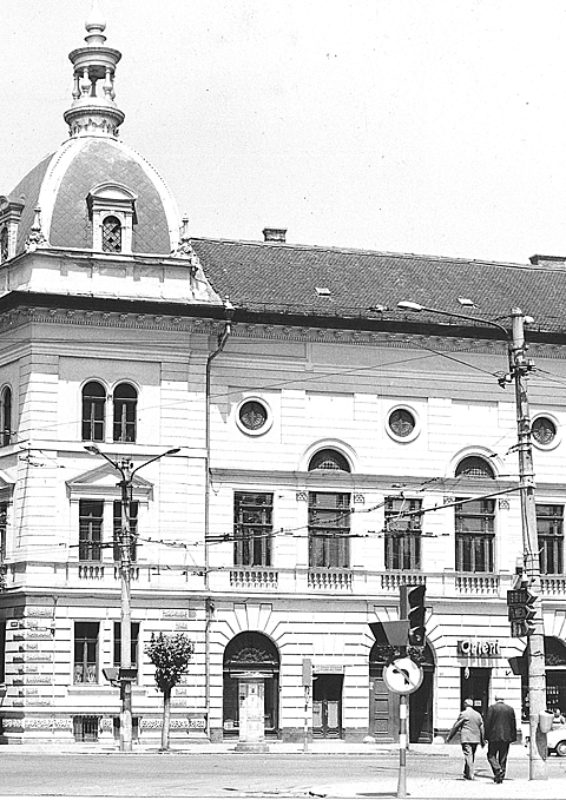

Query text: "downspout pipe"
[204, 297, 234, 740]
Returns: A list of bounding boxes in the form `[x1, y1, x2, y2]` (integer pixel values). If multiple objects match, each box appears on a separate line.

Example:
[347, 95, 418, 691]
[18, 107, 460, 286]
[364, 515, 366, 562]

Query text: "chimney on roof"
[529, 254, 566, 266]
[262, 227, 287, 243]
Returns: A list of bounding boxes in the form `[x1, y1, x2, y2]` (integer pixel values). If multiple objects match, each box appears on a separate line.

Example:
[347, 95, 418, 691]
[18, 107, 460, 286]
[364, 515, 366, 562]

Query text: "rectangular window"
[73, 715, 100, 742]
[233, 492, 273, 567]
[0, 620, 6, 684]
[384, 497, 422, 570]
[73, 621, 99, 684]
[308, 492, 350, 568]
[537, 504, 564, 574]
[113, 501, 138, 562]
[79, 500, 103, 562]
[455, 498, 495, 572]
[113, 621, 140, 668]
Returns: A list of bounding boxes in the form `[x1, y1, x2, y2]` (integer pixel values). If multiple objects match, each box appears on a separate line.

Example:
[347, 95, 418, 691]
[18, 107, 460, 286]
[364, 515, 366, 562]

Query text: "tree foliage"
[145, 632, 194, 694]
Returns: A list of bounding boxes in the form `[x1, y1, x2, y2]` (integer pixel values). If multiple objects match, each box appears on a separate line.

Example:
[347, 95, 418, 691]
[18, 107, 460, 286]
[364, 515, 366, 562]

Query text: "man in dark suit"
[484, 694, 517, 783]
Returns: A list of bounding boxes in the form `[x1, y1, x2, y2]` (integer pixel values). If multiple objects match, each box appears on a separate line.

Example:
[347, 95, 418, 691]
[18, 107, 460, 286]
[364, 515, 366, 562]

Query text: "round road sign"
[383, 656, 423, 695]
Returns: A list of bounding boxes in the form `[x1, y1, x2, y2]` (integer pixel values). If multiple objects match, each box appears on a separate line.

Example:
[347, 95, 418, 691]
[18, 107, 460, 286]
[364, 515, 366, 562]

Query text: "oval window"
[532, 416, 557, 447]
[238, 399, 270, 435]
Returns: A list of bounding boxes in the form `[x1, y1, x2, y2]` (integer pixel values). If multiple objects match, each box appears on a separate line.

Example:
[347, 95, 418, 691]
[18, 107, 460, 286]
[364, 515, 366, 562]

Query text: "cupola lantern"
[63, 1, 125, 138]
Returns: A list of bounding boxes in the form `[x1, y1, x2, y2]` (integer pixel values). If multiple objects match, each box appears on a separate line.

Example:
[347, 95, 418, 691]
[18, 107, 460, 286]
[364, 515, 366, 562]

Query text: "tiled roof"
[190, 237, 566, 336]
[7, 139, 174, 257]
[8, 153, 53, 254]
[50, 139, 172, 254]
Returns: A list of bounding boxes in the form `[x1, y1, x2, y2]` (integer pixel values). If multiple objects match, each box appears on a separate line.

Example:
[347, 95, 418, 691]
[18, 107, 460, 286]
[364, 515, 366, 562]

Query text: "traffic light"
[507, 581, 537, 637]
[405, 584, 426, 647]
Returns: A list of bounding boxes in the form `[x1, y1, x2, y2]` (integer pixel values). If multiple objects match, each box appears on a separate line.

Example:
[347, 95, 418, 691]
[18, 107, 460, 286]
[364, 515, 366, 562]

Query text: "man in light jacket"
[484, 694, 517, 783]
[446, 698, 485, 780]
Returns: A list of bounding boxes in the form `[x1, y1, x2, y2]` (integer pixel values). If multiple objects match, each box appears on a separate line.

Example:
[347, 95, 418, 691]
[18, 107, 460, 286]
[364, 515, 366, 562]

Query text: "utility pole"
[117, 458, 133, 754]
[85, 445, 180, 753]
[510, 308, 547, 780]
[396, 301, 547, 779]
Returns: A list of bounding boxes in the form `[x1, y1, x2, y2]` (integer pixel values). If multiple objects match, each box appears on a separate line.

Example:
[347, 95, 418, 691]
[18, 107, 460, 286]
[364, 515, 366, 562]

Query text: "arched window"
[455, 455, 494, 479]
[0, 226, 8, 263]
[102, 215, 122, 253]
[82, 381, 106, 442]
[113, 383, 137, 443]
[308, 448, 351, 472]
[1, 387, 12, 446]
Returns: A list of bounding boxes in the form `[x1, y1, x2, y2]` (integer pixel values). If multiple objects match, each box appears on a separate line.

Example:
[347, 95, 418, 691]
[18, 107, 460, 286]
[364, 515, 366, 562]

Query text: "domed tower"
[0, 8, 188, 266]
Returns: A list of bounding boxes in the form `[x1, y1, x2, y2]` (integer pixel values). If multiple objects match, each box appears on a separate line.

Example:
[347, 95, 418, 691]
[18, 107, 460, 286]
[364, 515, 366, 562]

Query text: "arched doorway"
[223, 632, 280, 738]
[520, 636, 566, 721]
[369, 642, 435, 743]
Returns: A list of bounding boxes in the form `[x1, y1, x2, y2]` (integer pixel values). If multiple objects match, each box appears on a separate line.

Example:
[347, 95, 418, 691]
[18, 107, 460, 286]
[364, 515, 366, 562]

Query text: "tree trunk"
[161, 688, 171, 750]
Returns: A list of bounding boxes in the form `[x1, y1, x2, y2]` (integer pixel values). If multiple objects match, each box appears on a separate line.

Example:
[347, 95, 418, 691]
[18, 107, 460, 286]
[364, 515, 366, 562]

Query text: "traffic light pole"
[397, 301, 547, 779]
[510, 309, 547, 780]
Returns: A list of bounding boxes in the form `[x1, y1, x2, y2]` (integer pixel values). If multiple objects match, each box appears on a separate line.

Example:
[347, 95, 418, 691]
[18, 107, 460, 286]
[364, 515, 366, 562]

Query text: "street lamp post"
[84, 445, 180, 753]
[397, 301, 547, 780]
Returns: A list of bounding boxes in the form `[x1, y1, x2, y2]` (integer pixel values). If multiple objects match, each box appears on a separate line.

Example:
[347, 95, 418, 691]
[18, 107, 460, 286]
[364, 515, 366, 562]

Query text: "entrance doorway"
[222, 631, 279, 738]
[520, 636, 566, 722]
[369, 642, 435, 743]
[460, 667, 490, 718]
[313, 674, 343, 738]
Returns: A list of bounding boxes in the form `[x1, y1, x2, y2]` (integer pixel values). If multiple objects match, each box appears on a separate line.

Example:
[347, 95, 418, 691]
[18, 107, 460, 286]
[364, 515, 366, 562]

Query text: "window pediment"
[67, 463, 152, 502]
[87, 182, 137, 254]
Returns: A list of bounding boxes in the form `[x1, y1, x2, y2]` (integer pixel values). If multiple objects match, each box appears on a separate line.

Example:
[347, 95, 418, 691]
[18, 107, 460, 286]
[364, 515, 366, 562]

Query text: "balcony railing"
[455, 572, 500, 594]
[230, 568, 278, 589]
[308, 568, 352, 591]
[540, 574, 566, 594]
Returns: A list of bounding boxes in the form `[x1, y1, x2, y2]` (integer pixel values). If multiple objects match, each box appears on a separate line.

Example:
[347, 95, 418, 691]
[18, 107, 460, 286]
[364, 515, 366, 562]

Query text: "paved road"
[1, 750, 565, 798]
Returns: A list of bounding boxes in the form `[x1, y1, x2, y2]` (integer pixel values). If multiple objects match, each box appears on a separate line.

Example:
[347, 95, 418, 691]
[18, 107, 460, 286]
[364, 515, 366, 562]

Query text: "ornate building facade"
[0, 13, 565, 746]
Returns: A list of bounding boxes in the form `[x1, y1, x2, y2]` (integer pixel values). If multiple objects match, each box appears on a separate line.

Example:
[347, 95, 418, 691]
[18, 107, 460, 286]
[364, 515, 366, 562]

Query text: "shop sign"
[457, 639, 500, 657]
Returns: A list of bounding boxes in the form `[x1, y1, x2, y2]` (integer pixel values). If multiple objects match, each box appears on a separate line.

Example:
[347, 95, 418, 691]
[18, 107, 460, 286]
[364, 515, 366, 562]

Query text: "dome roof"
[1, 11, 181, 260]
[7, 137, 179, 256]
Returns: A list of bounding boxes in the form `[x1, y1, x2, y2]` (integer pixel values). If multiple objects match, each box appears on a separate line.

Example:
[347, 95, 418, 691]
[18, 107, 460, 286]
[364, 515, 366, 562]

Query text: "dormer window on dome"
[0, 195, 25, 264]
[87, 183, 137, 254]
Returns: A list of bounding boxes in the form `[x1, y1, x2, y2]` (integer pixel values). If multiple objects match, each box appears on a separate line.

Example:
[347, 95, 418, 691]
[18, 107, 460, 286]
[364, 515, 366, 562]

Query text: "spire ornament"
[63, 5, 125, 139]
[25, 207, 47, 251]
[171, 216, 199, 276]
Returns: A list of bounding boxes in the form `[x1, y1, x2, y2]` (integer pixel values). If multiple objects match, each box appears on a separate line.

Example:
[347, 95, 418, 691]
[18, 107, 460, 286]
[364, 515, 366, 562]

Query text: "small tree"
[145, 632, 194, 750]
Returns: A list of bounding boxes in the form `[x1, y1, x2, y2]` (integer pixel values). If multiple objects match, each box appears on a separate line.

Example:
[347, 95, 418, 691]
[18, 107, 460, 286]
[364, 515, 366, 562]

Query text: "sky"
[2, 0, 566, 264]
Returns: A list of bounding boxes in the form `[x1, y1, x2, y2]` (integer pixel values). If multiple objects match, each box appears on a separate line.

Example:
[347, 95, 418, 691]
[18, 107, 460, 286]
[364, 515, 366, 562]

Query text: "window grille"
[308, 449, 350, 472]
[81, 381, 105, 441]
[113, 500, 138, 562]
[455, 456, 494, 479]
[101, 215, 122, 253]
[113, 383, 137, 442]
[79, 500, 103, 562]
[537, 504, 564, 574]
[384, 496, 422, 570]
[73, 622, 99, 684]
[308, 492, 350, 568]
[73, 715, 100, 742]
[233, 492, 273, 567]
[455, 498, 495, 572]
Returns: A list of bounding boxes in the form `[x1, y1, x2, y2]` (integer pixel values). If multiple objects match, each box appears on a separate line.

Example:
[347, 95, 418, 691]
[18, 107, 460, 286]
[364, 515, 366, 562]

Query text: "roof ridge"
[190, 235, 532, 269]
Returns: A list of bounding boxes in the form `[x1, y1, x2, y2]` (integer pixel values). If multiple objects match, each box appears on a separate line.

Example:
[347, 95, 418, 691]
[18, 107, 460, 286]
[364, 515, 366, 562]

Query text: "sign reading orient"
[383, 657, 424, 695]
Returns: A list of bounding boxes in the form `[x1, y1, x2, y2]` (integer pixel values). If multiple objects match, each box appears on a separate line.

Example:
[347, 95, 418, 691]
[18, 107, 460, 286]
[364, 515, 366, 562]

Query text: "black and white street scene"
[2, 1, 566, 798]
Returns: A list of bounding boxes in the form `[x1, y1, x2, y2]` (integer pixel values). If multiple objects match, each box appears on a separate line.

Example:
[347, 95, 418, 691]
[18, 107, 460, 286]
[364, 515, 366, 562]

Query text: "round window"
[387, 407, 418, 441]
[237, 399, 271, 435]
[532, 416, 558, 448]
